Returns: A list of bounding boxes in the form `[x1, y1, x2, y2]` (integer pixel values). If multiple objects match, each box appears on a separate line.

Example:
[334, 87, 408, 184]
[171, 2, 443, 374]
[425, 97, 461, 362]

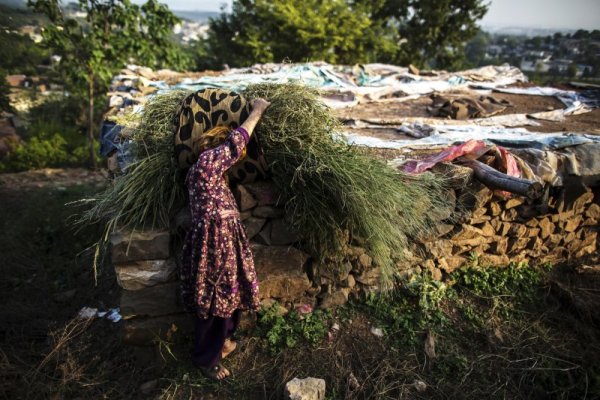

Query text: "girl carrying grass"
[180, 98, 271, 380]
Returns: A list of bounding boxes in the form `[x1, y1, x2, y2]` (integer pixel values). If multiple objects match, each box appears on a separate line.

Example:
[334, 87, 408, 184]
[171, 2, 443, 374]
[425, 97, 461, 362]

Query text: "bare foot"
[200, 363, 231, 380]
[222, 339, 237, 359]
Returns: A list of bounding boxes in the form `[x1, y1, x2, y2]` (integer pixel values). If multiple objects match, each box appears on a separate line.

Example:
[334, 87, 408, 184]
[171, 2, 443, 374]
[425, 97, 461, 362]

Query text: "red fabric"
[402, 139, 524, 198]
[495, 146, 521, 198]
[403, 139, 489, 174]
[497, 146, 520, 178]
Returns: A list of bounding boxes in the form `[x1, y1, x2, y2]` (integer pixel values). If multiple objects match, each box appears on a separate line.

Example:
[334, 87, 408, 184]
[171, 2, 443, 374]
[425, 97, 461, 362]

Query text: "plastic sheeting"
[472, 84, 599, 110]
[341, 126, 600, 151]
[110, 62, 530, 110]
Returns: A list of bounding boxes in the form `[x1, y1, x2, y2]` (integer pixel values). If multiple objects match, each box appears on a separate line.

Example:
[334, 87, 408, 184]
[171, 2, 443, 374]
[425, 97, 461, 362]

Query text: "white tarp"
[341, 126, 600, 151]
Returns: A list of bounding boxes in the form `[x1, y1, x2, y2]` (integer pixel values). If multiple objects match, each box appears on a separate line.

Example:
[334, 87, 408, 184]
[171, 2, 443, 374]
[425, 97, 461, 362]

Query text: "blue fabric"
[99, 121, 121, 157]
[99, 120, 135, 170]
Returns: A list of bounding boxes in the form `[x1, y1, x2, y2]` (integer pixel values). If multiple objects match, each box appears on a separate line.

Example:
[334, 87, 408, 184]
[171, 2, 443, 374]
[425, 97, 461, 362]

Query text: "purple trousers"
[192, 309, 241, 368]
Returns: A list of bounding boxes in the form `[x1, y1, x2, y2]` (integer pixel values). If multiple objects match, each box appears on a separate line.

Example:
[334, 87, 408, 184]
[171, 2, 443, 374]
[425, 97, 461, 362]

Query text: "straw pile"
[243, 83, 448, 285]
[80, 83, 449, 286]
[77, 91, 189, 276]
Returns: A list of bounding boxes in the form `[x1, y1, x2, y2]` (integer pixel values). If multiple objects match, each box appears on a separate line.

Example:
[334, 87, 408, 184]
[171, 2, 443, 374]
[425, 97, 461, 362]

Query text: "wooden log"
[461, 159, 543, 199]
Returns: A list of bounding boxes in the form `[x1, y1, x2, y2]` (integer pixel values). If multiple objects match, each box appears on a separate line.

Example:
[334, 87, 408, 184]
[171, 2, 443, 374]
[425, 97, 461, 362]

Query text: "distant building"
[520, 60, 550, 73]
[173, 21, 210, 43]
[5, 75, 27, 87]
[551, 59, 573, 74]
[486, 45, 502, 57]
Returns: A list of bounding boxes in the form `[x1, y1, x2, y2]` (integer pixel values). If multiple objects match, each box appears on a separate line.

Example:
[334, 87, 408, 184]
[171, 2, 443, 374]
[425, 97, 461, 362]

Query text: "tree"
[464, 29, 490, 67]
[205, 0, 398, 67]
[567, 63, 578, 79]
[0, 70, 13, 113]
[572, 29, 589, 40]
[28, 0, 188, 167]
[0, 32, 50, 76]
[364, 0, 488, 69]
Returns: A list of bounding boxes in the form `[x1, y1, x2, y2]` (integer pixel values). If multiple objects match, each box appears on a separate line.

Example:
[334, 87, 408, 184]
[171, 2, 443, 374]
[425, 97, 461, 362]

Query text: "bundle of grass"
[242, 83, 449, 288]
[80, 83, 448, 288]
[76, 90, 190, 277]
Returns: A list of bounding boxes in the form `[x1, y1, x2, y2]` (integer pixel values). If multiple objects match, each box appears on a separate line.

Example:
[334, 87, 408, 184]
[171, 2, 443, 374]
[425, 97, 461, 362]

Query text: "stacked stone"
[416, 170, 599, 281]
[314, 240, 378, 309]
[112, 171, 599, 346]
[234, 181, 386, 309]
[232, 181, 317, 312]
[111, 230, 190, 346]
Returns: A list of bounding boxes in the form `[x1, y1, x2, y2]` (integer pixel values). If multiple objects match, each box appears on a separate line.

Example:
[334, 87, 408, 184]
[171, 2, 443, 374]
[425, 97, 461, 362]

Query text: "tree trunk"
[87, 76, 97, 169]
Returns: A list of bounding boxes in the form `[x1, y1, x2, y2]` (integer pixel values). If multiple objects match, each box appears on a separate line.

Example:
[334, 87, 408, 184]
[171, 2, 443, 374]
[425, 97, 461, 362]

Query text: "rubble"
[284, 377, 326, 400]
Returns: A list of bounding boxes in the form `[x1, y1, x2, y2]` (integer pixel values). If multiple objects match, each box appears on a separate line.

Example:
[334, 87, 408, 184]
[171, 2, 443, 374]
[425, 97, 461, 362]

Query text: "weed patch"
[256, 304, 331, 353]
[356, 262, 598, 399]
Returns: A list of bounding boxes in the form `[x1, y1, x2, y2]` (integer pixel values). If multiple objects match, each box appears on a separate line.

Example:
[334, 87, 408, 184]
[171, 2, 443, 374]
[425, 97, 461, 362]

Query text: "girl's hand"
[251, 98, 271, 115]
[239, 98, 270, 137]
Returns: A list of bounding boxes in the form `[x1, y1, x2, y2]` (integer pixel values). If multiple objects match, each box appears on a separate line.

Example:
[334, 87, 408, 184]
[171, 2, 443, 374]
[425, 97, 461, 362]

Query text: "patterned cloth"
[181, 127, 261, 319]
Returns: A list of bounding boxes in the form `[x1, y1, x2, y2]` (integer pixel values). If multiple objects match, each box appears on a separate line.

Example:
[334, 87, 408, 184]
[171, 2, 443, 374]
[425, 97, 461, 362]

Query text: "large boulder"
[252, 244, 311, 300]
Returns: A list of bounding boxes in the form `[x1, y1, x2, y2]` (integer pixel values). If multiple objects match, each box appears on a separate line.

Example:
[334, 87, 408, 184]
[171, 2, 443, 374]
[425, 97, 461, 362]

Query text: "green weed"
[454, 261, 550, 299]
[257, 303, 331, 353]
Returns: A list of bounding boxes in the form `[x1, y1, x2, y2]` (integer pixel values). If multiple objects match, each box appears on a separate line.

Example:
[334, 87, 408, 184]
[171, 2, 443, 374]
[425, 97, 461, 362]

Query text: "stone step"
[120, 282, 180, 319]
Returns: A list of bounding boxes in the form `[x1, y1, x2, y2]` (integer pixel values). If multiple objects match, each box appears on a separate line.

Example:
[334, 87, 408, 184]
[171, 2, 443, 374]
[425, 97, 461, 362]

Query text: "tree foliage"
[205, 0, 398, 67]
[0, 70, 13, 113]
[204, 0, 487, 69]
[367, 0, 489, 68]
[0, 32, 50, 76]
[27, 0, 188, 166]
[29, 0, 188, 95]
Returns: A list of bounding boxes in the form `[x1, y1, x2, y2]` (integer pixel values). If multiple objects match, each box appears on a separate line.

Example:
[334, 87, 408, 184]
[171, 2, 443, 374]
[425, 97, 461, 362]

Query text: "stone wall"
[111, 157, 600, 346]
[413, 165, 599, 281]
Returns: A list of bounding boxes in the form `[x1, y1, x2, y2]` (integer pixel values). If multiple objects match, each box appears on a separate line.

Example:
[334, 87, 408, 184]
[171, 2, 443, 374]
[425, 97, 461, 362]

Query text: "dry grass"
[243, 83, 451, 287]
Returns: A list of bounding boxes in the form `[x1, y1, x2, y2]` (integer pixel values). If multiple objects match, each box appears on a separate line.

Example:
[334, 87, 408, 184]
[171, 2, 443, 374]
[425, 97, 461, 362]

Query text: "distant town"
[2, 0, 599, 99]
[473, 30, 600, 79]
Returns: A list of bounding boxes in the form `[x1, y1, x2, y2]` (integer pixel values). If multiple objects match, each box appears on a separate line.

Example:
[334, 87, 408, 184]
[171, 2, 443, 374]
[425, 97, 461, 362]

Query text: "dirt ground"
[0, 167, 108, 190]
[335, 86, 600, 141]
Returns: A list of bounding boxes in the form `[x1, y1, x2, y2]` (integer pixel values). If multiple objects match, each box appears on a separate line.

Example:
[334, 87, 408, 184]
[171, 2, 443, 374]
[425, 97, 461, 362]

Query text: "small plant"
[453, 262, 550, 300]
[257, 303, 331, 353]
[363, 275, 454, 345]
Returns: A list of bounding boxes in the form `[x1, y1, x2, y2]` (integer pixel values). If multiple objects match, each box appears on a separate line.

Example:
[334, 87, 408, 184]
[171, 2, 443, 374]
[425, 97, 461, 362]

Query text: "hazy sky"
[144, 0, 599, 30]
[481, 0, 599, 30]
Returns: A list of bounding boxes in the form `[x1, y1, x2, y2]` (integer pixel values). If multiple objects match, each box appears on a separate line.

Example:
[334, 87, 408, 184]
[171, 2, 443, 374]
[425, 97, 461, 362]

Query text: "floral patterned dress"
[181, 127, 260, 319]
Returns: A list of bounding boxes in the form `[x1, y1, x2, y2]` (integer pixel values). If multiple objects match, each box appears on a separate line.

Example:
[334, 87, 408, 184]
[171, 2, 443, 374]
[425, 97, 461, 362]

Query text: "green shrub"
[0, 94, 99, 172]
[1, 134, 68, 171]
[257, 303, 331, 353]
[26, 95, 83, 131]
[0, 133, 97, 172]
[453, 262, 550, 299]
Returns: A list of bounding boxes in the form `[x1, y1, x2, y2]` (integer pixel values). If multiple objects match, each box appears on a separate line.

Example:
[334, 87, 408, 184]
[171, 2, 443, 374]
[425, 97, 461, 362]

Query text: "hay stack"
[80, 83, 449, 287]
[243, 84, 448, 286]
